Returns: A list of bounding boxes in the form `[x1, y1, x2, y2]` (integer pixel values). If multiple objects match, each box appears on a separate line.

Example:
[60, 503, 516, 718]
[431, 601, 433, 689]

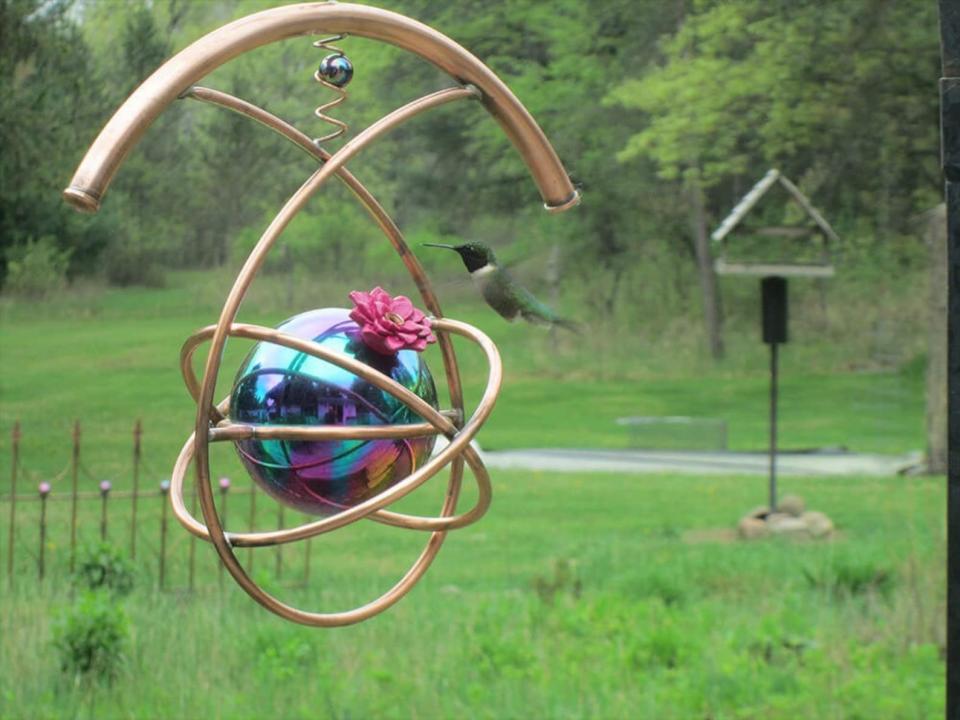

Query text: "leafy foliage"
[3, 236, 71, 297]
[531, 557, 582, 605]
[0, 0, 115, 282]
[0, 0, 943, 360]
[53, 592, 130, 684]
[803, 554, 896, 598]
[608, 0, 940, 231]
[73, 542, 136, 597]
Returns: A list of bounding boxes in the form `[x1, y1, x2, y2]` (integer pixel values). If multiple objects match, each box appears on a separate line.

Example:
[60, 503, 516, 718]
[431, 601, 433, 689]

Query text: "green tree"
[0, 0, 115, 284]
[608, 0, 941, 357]
[365, 1, 685, 318]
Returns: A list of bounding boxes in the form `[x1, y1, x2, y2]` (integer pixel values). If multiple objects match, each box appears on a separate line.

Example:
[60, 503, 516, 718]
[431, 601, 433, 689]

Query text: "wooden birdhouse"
[712, 169, 839, 278]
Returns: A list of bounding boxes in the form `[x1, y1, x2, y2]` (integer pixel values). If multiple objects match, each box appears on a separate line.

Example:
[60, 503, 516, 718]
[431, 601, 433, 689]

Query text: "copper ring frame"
[63, 3, 579, 626]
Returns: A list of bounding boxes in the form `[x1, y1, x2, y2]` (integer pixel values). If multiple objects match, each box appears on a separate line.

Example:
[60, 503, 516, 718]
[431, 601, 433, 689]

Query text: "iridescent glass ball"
[317, 53, 354, 88]
[229, 308, 438, 516]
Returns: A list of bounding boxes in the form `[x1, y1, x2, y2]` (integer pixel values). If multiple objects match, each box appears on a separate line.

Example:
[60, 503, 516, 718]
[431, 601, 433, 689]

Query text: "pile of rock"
[737, 495, 834, 540]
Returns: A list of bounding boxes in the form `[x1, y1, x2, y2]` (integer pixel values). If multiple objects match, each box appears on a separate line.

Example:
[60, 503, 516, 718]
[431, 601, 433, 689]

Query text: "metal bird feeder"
[711, 169, 839, 513]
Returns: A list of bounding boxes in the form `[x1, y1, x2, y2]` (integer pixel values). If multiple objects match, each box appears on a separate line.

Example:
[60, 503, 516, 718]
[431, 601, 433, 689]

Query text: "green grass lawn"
[0, 271, 925, 488]
[0, 277, 940, 718]
[0, 470, 944, 719]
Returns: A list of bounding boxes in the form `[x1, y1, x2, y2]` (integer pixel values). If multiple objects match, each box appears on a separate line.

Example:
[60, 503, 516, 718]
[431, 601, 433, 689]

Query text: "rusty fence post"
[131, 419, 142, 559]
[247, 486, 257, 573]
[188, 484, 197, 592]
[303, 531, 311, 587]
[159, 480, 170, 591]
[217, 477, 230, 590]
[69, 420, 80, 573]
[38, 483, 50, 581]
[275, 505, 284, 581]
[99, 480, 112, 541]
[7, 421, 20, 588]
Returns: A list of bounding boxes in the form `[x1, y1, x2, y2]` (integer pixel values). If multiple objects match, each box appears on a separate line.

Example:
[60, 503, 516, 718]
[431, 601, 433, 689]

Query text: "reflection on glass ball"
[317, 53, 354, 88]
[229, 308, 438, 516]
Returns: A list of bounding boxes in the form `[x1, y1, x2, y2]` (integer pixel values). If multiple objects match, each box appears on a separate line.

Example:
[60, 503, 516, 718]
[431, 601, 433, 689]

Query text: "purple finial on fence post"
[69, 421, 80, 573]
[7, 421, 20, 589]
[131, 419, 142, 560]
[159, 479, 170, 591]
[38, 482, 51, 581]
[99, 480, 111, 541]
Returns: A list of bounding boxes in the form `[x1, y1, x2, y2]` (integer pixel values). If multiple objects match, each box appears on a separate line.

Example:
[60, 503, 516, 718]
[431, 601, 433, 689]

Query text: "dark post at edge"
[938, 2, 960, 716]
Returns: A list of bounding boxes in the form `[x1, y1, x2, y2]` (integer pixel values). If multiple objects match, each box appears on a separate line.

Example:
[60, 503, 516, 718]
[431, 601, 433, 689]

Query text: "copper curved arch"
[62, 1, 579, 214]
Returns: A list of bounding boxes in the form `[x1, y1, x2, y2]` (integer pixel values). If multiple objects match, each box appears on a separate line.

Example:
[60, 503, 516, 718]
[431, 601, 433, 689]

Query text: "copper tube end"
[63, 186, 101, 214]
[544, 189, 581, 214]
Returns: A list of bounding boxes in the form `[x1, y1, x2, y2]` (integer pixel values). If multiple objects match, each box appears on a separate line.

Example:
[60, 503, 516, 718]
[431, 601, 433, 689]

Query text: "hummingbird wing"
[477, 265, 580, 331]
[515, 286, 559, 325]
[479, 279, 522, 321]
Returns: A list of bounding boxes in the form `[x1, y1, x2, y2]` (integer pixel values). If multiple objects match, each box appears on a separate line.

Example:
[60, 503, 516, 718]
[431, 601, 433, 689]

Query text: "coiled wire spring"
[312, 34, 350, 144]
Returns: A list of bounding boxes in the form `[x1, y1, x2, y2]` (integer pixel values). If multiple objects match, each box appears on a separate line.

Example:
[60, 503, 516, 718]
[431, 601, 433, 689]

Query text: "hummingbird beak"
[421, 243, 458, 251]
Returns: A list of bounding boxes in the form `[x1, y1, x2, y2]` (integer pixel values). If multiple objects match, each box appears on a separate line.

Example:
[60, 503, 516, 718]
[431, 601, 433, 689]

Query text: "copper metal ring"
[62, 3, 579, 626]
[170, 316, 501, 547]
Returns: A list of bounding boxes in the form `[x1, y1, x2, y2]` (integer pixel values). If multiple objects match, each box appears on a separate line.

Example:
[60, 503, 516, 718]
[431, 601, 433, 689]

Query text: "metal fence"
[1, 420, 311, 590]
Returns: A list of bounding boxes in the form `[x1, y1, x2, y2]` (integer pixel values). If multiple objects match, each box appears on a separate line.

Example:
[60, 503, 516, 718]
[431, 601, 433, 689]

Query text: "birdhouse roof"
[711, 169, 840, 245]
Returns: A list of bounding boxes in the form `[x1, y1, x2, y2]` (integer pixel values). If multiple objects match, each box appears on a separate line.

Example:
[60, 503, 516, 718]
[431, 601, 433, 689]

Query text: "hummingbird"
[422, 242, 579, 331]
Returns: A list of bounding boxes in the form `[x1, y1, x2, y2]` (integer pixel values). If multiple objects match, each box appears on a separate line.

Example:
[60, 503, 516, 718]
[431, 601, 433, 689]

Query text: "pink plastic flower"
[348, 287, 436, 355]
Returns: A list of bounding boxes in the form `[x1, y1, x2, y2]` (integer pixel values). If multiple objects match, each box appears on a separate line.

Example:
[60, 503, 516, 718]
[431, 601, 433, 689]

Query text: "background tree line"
[0, 0, 941, 362]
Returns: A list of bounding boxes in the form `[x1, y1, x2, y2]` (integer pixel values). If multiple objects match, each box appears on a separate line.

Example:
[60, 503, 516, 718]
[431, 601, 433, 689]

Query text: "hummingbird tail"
[552, 317, 581, 334]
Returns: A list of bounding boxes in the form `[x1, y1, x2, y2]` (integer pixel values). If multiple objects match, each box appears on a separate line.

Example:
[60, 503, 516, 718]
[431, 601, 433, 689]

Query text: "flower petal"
[349, 286, 436, 354]
[374, 318, 395, 335]
[392, 296, 414, 318]
[384, 335, 405, 352]
[361, 329, 391, 354]
[348, 308, 369, 325]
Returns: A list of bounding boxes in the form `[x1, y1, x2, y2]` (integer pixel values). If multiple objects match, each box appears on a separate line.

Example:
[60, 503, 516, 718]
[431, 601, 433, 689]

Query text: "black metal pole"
[769, 342, 779, 513]
[939, 3, 960, 715]
[761, 276, 787, 513]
